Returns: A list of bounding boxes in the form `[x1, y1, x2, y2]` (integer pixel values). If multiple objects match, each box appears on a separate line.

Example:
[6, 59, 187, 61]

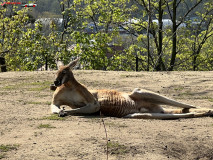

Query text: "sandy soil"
[0, 70, 213, 160]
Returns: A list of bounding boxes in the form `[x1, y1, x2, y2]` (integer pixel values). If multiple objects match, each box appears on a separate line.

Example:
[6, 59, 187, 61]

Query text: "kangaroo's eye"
[62, 70, 66, 74]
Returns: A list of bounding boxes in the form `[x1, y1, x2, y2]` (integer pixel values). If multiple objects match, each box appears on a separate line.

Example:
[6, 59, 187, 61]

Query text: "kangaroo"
[50, 59, 213, 119]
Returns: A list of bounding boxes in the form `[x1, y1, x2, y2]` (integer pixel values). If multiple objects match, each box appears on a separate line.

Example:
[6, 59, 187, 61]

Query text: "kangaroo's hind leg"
[129, 88, 196, 109]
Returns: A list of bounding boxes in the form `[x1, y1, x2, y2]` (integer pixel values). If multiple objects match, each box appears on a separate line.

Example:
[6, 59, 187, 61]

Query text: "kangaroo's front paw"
[205, 110, 213, 117]
[58, 110, 67, 117]
[50, 84, 57, 91]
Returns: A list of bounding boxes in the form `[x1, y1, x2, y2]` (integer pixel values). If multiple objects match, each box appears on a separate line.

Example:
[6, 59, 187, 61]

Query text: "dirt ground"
[0, 70, 213, 160]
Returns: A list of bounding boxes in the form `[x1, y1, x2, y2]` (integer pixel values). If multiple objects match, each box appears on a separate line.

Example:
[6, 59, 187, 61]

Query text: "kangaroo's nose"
[54, 80, 61, 87]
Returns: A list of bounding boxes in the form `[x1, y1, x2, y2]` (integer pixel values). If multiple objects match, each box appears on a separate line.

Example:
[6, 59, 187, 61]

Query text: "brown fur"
[50, 59, 213, 119]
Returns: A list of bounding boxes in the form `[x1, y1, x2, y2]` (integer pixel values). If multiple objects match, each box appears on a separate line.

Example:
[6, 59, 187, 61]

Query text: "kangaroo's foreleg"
[51, 104, 62, 114]
[58, 102, 100, 117]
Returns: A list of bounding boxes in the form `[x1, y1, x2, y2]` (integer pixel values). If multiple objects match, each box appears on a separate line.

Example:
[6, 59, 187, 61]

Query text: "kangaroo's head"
[53, 58, 79, 87]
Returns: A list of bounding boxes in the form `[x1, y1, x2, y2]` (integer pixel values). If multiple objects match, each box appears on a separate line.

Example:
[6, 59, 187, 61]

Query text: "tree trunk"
[136, 56, 138, 71]
[168, 0, 177, 71]
[155, 0, 165, 71]
[193, 54, 198, 71]
[193, 48, 201, 71]
[0, 57, 7, 72]
[146, 0, 151, 71]
[45, 56, 48, 71]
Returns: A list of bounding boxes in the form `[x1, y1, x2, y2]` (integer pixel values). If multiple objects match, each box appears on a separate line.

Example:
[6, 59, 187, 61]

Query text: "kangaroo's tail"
[125, 109, 213, 119]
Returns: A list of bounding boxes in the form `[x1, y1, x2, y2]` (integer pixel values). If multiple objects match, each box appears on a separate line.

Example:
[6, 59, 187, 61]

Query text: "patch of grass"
[35, 94, 50, 98]
[27, 81, 51, 91]
[0, 144, 19, 152]
[120, 74, 144, 78]
[25, 101, 51, 105]
[2, 85, 16, 90]
[107, 141, 128, 155]
[208, 98, 213, 102]
[174, 86, 184, 91]
[28, 101, 42, 105]
[45, 101, 52, 105]
[2, 80, 51, 91]
[17, 100, 51, 105]
[0, 92, 9, 96]
[179, 90, 193, 96]
[2, 82, 27, 90]
[38, 124, 56, 129]
[0, 153, 6, 159]
[196, 96, 213, 102]
[41, 114, 66, 121]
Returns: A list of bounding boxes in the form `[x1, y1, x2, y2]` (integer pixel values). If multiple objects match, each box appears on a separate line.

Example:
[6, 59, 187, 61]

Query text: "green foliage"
[0, 0, 213, 71]
[0, 7, 56, 71]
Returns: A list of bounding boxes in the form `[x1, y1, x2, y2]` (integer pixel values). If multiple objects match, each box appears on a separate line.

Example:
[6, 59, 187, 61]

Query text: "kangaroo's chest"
[61, 89, 87, 108]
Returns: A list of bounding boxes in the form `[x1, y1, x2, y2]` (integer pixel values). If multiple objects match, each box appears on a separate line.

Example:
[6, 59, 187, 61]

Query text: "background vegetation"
[0, 0, 212, 71]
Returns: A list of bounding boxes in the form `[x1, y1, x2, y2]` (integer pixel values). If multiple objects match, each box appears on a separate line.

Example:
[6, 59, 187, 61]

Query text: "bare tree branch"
[177, 0, 203, 28]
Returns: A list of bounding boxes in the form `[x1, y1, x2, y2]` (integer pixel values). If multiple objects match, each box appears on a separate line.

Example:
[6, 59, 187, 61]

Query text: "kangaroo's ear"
[68, 58, 80, 69]
[56, 60, 64, 69]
